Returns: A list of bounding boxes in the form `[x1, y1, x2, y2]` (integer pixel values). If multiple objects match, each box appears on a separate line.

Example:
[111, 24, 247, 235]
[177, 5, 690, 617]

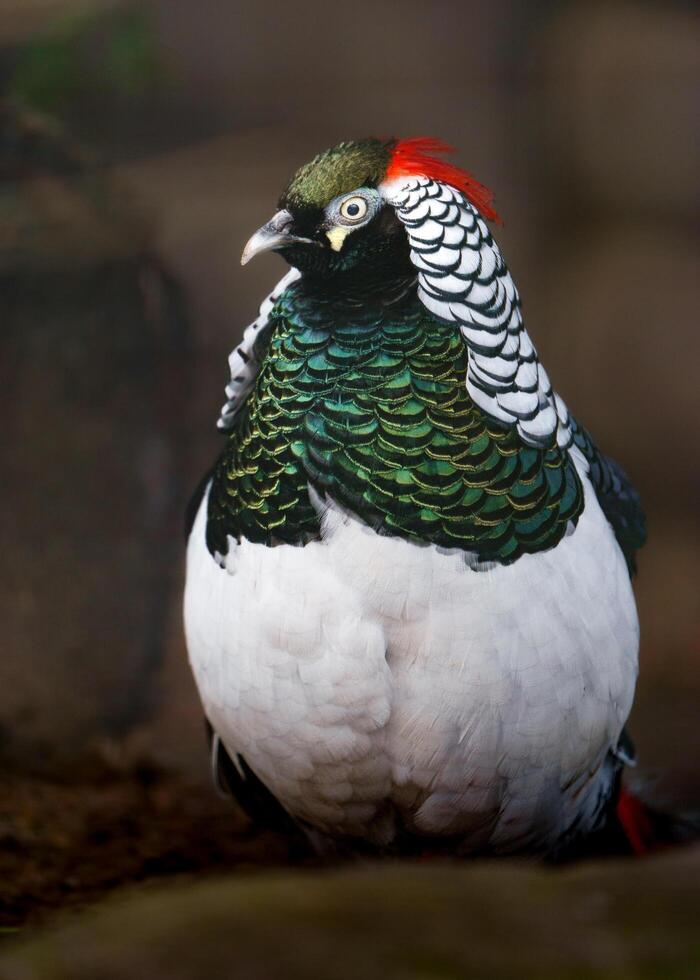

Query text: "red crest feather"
[386, 137, 501, 224]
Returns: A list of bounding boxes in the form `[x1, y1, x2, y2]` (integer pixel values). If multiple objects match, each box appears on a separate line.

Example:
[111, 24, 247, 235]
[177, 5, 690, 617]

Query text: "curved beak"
[241, 209, 315, 266]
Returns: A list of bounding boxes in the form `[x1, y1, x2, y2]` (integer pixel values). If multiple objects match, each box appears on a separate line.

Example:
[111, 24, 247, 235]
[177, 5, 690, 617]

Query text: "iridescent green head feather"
[280, 139, 393, 211]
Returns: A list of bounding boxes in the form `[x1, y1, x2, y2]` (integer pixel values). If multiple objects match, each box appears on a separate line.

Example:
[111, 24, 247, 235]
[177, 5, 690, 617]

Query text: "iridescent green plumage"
[206, 279, 584, 563]
[280, 139, 393, 212]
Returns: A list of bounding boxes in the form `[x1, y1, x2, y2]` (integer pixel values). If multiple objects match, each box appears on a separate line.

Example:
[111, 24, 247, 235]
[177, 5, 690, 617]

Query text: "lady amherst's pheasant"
[184, 138, 653, 859]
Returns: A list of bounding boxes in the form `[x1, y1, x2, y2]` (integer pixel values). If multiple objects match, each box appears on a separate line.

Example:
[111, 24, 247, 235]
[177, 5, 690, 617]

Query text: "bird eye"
[339, 196, 369, 223]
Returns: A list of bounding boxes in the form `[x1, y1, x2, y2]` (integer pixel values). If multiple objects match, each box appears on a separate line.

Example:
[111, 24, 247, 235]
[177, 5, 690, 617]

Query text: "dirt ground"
[3, 749, 699, 938]
[0, 754, 313, 934]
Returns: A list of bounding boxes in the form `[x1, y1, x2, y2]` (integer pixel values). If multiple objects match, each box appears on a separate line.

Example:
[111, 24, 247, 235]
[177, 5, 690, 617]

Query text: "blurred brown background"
[2, 2, 700, 969]
[1, 0, 698, 802]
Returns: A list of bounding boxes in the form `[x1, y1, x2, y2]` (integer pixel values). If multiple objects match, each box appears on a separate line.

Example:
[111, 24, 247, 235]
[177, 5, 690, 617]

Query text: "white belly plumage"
[184, 452, 638, 853]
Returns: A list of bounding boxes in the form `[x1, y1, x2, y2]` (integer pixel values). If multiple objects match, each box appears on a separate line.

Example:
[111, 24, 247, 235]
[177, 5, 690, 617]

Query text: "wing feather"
[205, 720, 300, 835]
[570, 418, 647, 575]
[217, 267, 301, 430]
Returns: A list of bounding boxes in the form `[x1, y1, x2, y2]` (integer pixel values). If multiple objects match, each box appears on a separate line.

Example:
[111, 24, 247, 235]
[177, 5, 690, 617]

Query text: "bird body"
[184, 138, 646, 857]
[187, 468, 637, 853]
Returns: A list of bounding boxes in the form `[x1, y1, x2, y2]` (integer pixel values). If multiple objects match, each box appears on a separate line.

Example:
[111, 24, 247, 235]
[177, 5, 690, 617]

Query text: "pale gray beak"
[241, 209, 314, 266]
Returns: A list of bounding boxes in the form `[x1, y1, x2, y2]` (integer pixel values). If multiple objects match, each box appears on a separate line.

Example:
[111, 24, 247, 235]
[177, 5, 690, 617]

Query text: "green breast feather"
[206, 280, 589, 565]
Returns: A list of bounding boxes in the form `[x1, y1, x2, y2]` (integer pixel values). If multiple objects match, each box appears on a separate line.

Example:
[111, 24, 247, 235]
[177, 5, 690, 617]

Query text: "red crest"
[386, 138, 501, 224]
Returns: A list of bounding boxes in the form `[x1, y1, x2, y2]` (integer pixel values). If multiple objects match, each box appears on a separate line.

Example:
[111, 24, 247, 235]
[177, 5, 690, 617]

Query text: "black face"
[242, 139, 414, 287]
[279, 201, 412, 281]
[270, 138, 412, 282]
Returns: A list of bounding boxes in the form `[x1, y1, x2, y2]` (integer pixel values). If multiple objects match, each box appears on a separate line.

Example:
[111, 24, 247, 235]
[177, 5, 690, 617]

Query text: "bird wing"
[205, 720, 301, 835]
[185, 268, 301, 540]
[217, 267, 301, 430]
[569, 417, 647, 575]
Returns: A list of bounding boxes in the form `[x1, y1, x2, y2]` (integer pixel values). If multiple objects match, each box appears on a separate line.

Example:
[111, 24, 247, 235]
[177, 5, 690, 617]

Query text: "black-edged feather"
[204, 719, 300, 835]
[570, 418, 647, 575]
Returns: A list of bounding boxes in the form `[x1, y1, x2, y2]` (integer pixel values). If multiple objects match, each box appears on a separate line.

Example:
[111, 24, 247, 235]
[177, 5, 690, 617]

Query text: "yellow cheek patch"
[326, 226, 352, 252]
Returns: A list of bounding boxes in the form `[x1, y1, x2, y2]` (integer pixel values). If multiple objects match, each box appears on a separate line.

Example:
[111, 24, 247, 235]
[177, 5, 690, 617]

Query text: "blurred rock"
[0, 103, 193, 764]
[1, 851, 699, 979]
[0, 759, 298, 930]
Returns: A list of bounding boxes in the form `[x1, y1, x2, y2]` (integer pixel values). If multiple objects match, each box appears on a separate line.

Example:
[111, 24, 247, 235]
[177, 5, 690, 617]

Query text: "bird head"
[241, 138, 499, 279]
[234, 141, 569, 450]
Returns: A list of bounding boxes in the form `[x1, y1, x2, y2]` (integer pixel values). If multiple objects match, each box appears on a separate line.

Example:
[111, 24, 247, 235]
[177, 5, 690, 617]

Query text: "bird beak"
[241, 209, 314, 266]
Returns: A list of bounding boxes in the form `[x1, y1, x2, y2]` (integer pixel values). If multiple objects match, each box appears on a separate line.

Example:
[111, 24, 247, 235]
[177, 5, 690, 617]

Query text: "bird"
[184, 137, 657, 859]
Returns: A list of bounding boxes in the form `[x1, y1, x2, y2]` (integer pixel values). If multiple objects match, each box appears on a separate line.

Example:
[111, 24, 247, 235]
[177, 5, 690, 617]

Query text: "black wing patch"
[205, 720, 300, 835]
[570, 418, 647, 575]
[614, 726, 637, 767]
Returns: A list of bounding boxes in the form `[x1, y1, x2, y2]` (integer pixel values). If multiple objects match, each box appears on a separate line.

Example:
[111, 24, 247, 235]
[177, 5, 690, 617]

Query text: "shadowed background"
[1, 0, 699, 952]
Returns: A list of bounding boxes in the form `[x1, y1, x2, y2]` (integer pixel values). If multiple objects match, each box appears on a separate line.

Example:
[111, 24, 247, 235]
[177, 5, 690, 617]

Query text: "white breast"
[184, 451, 638, 853]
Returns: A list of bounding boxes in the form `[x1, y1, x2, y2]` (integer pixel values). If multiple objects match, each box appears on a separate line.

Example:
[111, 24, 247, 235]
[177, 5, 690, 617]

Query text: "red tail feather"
[616, 788, 655, 855]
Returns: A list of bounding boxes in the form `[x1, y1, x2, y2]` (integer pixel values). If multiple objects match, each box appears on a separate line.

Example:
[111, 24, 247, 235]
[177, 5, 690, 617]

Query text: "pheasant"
[184, 138, 654, 858]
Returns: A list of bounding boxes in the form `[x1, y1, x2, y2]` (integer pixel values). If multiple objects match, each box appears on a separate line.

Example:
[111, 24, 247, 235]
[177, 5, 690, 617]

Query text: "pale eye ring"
[339, 196, 369, 223]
